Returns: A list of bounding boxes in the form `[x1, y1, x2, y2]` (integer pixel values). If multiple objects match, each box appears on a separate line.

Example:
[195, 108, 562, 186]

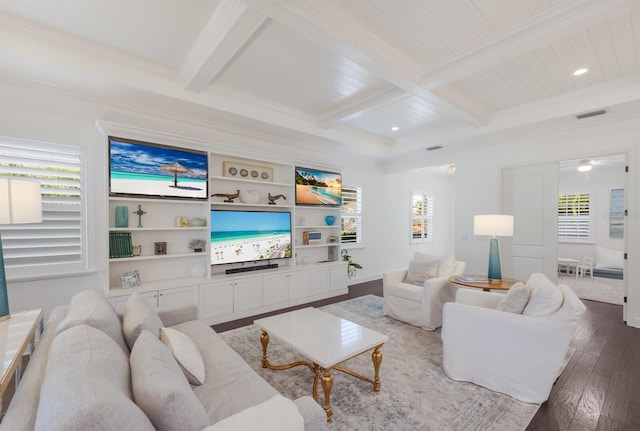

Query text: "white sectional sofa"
[0, 290, 325, 431]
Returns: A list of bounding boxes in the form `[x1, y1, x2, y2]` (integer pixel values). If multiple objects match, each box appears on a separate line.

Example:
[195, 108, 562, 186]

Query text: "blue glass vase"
[115, 206, 129, 228]
[325, 215, 335, 226]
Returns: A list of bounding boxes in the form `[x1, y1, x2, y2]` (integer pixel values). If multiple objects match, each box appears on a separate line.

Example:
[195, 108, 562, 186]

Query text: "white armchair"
[441, 277, 586, 404]
[383, 260, 465, 330]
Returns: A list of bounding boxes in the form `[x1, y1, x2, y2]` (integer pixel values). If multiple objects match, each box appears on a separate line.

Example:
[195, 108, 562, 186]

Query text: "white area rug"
[558, 275, 624, 305]
[220, 295, 543, 431]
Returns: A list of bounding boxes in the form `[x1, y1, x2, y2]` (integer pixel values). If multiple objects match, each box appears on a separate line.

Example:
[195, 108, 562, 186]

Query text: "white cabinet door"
[200, 281, 234, 320]
[234, 277, 263, 312]
[288, 271, 310, 300]
[158, 285, 198, 310]
[329, 266, 347, 292]
[263, 274, 289, 306]
[309, 268, 329, 296]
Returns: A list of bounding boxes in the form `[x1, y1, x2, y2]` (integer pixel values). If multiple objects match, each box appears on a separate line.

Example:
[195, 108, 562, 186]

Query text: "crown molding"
[0, 11, 176, 80]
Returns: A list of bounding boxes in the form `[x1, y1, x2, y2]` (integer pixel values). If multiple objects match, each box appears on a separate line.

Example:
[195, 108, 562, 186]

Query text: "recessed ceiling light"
[573, 68, 588, 76]
[391, 126, 399, 131]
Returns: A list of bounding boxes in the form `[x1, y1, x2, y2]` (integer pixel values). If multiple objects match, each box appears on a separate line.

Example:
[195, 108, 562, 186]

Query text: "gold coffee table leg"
[321, 369, 333, 422]
[372, 345, 382, 391]
[260, 331, 269, 368]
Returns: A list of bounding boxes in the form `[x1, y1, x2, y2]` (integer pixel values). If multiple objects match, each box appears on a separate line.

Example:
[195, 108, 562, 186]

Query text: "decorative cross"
[133, 204, 146, 228]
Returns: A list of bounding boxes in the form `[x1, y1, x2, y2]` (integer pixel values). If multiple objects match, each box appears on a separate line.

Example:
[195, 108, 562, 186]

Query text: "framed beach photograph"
[108, 136, 209, 200]
[609, 188, 624, 238]
[294, 167, 342, 207]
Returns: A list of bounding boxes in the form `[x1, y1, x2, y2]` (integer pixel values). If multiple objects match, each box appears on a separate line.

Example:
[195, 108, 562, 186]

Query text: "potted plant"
[341, 249, 362, 279]
[189, 239, 207, 253]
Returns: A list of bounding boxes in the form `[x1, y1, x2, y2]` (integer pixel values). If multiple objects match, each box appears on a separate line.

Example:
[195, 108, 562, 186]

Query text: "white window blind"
[558, 193, 590, 240]
[0, 141, 84, 277]
[341, 186, 362, 244]
[412, 194, 433, 242]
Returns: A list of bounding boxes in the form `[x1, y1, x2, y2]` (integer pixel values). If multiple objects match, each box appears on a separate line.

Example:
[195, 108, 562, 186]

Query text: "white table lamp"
[0, 179, 43, 321]
[474, 214, 514, 282]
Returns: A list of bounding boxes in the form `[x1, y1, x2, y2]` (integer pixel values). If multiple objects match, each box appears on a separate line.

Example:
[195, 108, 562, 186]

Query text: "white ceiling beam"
[392, 73, 640, 155]
[243, 0, 488, 127]
[316, 86, 410, 129]
[180, 0, 269, 92]
[421, 0, 632, 90]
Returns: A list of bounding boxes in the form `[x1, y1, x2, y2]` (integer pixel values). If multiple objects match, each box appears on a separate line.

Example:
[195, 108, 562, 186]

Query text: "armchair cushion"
[523, 273, 563, 316]
[496, 282, 530, 314]
[405, 260, 439, 285]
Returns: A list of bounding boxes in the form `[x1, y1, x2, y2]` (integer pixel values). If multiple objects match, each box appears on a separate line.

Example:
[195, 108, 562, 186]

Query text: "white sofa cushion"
[130, 330, 210, 431]
[35, 324, 154, 431]
[496, 282, 530, 314]
[523, 273, 563, 316]
[201, 395, 304, 431]
[405, 260, 439, 285]
[160, 327, 206, 386]
[123, 292, 164, 350]
[55, 289, 129, 353]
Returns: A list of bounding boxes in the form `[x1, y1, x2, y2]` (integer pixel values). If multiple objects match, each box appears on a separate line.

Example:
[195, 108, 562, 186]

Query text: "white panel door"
[502, 163, 558, 282]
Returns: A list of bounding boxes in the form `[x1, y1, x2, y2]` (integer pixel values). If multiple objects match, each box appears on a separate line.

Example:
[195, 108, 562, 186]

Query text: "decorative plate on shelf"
[223, 161, 273, 182]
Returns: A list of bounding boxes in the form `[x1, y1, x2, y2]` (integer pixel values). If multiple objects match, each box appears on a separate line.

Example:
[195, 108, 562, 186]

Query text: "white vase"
[239, 190, 260, 204]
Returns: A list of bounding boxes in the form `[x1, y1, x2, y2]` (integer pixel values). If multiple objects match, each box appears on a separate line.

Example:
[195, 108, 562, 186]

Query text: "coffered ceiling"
[1, 0, 639, 163]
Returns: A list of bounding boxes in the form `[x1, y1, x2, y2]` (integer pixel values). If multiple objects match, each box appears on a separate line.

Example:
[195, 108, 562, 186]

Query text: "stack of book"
[109, 232, 133, 258]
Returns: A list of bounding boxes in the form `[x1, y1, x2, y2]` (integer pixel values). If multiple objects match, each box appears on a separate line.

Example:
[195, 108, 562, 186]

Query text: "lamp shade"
[0, 179, 42, 225]
[474, 214, 513, 237]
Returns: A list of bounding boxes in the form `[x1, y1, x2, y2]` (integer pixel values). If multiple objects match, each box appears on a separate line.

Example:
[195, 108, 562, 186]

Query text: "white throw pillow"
[414, 251, 437, 263]
[122, 293, 164, 351]
[160, 327, 206, 386]
[405, 260, 439, 286]
[436, 255, 457, 277]
[130, 330, 210, 431]
[496, 282, 530, 314]
[595, 246, 624, 269]
[522, 273, 563, 316]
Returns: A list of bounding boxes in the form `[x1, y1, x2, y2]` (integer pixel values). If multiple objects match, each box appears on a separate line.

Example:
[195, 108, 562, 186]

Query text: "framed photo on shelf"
[120, 270, 141, 289]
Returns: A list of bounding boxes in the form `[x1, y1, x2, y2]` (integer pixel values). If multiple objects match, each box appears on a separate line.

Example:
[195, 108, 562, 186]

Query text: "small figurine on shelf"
[342, 249, 362, 279]
[189, 239, 207, 253]
[268, 193, 286, 205]
[133, 205, 146, 228]
[211, 190, 240, 203]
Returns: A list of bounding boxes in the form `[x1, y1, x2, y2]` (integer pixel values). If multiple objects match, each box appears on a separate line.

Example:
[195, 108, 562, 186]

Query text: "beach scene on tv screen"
[295, 168, 342, 206]
[110, 139, 208, 199]
[210, 211, 291, 265]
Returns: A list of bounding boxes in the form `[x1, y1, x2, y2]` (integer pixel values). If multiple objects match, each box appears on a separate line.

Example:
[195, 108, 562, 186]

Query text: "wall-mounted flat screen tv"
[210, 210, 292, 266]
[295, 167, 342, 207]
[109, 136, 208, 200]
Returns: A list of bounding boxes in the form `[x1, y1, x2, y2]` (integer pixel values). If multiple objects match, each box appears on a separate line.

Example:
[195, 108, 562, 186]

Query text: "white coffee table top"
[254, 307, 388, 369]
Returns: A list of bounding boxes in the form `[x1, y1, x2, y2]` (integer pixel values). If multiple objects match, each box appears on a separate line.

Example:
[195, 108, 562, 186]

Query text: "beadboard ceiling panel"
[213, 21, 385, 114]
[1, 0, 640, 162]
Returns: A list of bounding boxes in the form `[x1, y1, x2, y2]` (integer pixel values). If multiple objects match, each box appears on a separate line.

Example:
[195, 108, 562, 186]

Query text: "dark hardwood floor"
[213, 279, 639, 430]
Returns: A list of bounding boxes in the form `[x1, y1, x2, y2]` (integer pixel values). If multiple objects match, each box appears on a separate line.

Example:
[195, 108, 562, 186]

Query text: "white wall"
[446, 114, 639, 327]
[3, 80, 449, 317]
[558, 164, 625, 262]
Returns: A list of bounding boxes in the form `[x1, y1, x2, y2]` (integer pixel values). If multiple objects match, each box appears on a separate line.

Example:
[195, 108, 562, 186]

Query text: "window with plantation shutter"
[412, 194, 433, 242]
[0, 140, 84, 279]
[558, 193, 590, 240]
[341, 186, 361, 244]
